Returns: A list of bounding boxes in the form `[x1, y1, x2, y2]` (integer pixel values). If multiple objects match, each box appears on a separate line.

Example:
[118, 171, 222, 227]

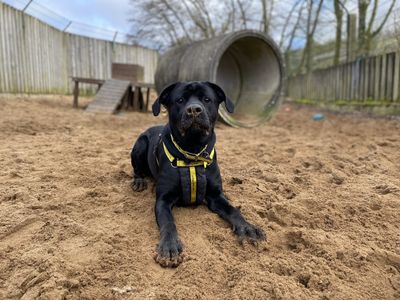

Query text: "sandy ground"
[0, 95, 399, 300]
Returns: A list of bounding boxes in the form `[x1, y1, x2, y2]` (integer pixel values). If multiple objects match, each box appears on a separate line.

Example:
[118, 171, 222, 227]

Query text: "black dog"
[130, 81, 265, 267]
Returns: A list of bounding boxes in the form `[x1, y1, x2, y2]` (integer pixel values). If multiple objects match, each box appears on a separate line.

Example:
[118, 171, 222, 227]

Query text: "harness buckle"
[201, 151, 210, 159]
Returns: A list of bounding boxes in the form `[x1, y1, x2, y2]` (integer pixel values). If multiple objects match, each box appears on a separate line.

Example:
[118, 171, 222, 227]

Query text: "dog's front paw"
[233, 221, 266, 246]
[131, 176, 147, 192]
[154, 236, 184, 268]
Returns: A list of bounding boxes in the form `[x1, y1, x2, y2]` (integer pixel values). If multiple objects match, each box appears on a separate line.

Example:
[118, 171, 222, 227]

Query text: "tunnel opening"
[155, 31, 284, 127]
[215, 36, 283, 127]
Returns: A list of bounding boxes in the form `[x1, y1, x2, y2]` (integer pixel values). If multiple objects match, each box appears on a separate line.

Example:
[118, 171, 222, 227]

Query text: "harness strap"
[162, 140, 215, 204]
[162, 142, 215, 168]
[170, 134, 212, 164]
[189, 166, 197, 204]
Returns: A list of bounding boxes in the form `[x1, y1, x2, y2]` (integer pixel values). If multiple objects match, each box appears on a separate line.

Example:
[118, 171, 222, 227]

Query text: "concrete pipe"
[155, 30, 285, 127]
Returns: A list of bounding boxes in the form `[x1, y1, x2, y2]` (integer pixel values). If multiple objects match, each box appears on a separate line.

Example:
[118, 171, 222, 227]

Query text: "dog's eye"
[204, 97, 211, 103]
[177, 98, 184, 103]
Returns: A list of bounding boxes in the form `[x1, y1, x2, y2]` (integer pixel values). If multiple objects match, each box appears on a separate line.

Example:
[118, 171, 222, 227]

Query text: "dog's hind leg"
[131, 134, 151, 192]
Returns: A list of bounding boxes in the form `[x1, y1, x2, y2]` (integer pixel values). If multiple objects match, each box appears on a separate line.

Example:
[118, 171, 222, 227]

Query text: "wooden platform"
[85, 79, 131, 113]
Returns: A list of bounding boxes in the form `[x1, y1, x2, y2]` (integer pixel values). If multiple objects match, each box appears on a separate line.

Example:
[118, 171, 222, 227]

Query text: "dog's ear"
[152, 82, 179, 116]
[205, 82, 234, 113]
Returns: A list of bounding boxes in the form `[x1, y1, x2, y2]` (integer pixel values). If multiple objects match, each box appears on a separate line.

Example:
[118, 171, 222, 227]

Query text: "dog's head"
[152, 81, 234, 138]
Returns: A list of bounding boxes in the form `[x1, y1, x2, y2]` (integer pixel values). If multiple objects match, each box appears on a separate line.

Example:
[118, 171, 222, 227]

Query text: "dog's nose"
[186, 104, 203, 117]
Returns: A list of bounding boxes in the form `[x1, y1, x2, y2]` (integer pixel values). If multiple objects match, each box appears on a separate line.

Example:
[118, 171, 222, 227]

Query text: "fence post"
[379, 54, 387, 101]
[394, 51, 400, 101]
[374, 55, 381, 101]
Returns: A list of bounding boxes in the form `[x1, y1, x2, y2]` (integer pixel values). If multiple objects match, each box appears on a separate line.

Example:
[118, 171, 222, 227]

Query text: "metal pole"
[22, 0, 34, 12]
[63, 21, 72, 32]
[113, 31, 118, 43]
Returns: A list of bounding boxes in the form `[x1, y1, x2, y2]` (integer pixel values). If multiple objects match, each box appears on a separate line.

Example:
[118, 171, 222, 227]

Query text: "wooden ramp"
[86, 79, 131, 113]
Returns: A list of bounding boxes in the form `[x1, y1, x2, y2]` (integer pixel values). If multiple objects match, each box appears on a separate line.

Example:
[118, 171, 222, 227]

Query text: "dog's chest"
[177, 165, 207, 206]
[156, 128, 216, 206]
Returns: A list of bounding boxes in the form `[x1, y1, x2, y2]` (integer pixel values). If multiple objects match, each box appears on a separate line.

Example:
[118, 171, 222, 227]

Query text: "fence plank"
[362, 57, 368, 100]
[368, 57, 374, 99]
[393, 51, 400, 101]
[287, 50, 400, 105]
[379, 54, 387, 101]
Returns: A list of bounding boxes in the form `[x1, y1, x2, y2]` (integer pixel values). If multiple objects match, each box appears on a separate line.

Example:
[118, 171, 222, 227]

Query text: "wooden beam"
[146, 87, 151, 112]
[73, 80, 79, 108]
[70, 77, 105, 84]
[133, 86, 140, 111]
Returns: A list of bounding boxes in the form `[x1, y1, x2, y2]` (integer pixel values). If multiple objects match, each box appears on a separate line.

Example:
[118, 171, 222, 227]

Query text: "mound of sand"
[0, 95, 399, 299]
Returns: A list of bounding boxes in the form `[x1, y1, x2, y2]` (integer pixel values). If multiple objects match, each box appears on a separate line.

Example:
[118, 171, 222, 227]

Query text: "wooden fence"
[0, 2, 158, 94]
[287, 51, 400, 103]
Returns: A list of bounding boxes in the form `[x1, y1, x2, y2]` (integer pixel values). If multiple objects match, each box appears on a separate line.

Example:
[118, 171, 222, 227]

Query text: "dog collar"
[169, 134, 213, 165]
[162, 141, 215, 168]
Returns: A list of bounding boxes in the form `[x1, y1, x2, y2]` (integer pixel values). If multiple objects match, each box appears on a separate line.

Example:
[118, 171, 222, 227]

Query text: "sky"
[35, 0, 132, 32]
[3, 0, 134, 41]
[2, 0, 400, 49]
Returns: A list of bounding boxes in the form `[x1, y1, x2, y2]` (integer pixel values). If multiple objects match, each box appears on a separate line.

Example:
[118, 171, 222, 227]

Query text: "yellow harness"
[162, 135, 215, 204]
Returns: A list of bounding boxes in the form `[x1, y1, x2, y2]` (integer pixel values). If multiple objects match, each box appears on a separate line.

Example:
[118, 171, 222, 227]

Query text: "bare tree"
[283, 1, 306, 75]
[183, 0, 216, 38]
[130, 0, 321, 74]
[129, 0, 244, 48]
[278, 0, 302, 49]
[333, 0, 344, 65]
[160, 0, 192, 43]
[236, 0, 249, 29]
[229, 0, 236, 31]
[391, 9, 400, 50]
[260, 0, 274, 34]
[358, 0, 396, 56]
[298, 0, 324, 73]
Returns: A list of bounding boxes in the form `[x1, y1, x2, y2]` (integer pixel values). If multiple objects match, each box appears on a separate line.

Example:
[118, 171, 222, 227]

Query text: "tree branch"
[372, 0, 396, 37]
[160, 0, 192, 42]
[279, 0, 301, 48]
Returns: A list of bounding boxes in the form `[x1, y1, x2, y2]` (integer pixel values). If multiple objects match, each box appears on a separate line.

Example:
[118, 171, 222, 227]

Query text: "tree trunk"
[357, 0, 395, 56]
[358, 0, 369, 56]
[260, 0, 268, 33]
[333, 0, 343, 65]
[283, 1, 305, 75]
[237, 0, 248, 29]
[305, 36, 314, 73]
[298, 0, 323, 74]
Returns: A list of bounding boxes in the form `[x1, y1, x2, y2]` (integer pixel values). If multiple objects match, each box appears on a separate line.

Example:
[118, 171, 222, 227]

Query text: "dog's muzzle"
[179, 104, 211, 135]
[186, 104, 203, 118]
